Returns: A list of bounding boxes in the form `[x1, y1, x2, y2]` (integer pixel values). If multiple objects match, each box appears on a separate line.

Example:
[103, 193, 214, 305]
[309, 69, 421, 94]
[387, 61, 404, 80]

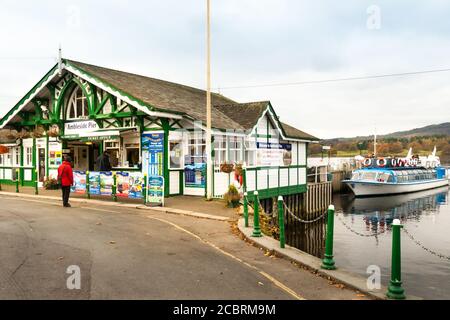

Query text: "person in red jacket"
[58, 156, 74, 207]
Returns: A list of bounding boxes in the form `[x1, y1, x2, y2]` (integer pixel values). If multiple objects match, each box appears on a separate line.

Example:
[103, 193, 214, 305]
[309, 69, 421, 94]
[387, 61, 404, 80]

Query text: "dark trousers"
[61, 186, 71, 206]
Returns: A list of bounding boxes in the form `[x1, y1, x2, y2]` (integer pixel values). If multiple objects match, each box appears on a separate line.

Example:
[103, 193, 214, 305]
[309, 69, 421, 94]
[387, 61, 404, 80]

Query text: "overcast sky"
[1, 0, 449, 138]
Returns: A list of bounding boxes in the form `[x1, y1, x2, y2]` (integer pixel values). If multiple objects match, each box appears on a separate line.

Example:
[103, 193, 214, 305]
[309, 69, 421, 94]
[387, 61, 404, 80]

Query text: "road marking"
[146, 216, 305, 300]
[0, 196, 123, 214]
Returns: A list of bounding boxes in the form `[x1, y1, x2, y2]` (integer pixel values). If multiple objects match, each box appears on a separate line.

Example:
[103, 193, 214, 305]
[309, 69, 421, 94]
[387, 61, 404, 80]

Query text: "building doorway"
[67, 142, 101, 171]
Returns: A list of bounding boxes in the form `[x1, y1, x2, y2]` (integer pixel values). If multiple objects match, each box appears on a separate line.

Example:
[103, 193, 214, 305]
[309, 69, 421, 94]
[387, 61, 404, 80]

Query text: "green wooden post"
[252, 191, 262, 237]
[387, 219, 406, 300]
[321, 204, 336, 270]
[243, 192, 249, 228]
[15, 168, 19, 193]
[112, 172, 117, 202]
[34, 169, 38, 195]
[143, 173, 148, 205]
[86, 171, 90, 199]
[278, 196, 285, 248]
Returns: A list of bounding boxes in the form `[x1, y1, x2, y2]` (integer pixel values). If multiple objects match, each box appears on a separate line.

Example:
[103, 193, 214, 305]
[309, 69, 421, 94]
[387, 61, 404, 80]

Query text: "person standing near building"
[97, 151, 112, 171]
[58, 156, 74, 207]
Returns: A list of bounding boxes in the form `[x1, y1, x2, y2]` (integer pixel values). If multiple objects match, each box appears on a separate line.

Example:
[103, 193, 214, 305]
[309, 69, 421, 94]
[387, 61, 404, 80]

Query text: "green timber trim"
[0, 64, 59, 128]
[54, 77, 93, 121]
[161, 119, 170, 197]
[246, 185, 307, 200]
[64, 60, 186, 119]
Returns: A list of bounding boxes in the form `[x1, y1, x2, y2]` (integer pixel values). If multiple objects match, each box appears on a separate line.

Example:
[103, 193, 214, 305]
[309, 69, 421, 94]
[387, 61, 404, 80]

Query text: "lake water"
[333, 186, 450, 300]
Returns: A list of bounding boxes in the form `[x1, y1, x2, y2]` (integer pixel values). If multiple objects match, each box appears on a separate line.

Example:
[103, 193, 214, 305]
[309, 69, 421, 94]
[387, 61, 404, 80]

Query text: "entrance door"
[73, 146, 89, 171]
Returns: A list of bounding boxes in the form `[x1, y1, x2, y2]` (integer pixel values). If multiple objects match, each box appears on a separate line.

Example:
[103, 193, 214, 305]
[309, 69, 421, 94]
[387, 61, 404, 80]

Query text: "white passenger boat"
[343, 157, 449, 197]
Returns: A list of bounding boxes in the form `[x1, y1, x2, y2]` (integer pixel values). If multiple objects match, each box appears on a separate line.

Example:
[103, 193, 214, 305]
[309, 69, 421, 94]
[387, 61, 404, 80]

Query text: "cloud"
[1, 0, 449, 138]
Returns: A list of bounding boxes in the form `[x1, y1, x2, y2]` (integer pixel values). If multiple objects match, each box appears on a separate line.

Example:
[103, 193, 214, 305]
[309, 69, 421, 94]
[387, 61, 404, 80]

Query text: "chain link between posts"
[335, 213, 387, 237]
[403, 227, 450, 261]
[283, 202, 327, 224]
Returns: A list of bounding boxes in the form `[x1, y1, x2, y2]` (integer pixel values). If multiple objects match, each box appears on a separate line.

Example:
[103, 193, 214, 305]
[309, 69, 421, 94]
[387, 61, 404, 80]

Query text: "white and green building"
[0, 59, 318, 200]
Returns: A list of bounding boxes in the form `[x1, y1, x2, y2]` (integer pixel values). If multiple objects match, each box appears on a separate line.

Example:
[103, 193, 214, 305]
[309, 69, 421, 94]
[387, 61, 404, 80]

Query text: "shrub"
[223, 184, 241, 208]
[43, 178, 59, 190]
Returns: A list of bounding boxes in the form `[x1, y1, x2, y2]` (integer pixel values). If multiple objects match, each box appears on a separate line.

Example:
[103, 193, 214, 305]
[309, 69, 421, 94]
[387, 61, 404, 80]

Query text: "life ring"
[377, 158, 386, 167]
[363, 158, 372, 167]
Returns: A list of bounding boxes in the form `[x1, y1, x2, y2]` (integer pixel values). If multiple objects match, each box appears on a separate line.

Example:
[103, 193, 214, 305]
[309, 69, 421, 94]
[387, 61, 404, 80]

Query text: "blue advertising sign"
[184, 163, 206, 188]
[142, 133, 164, 176]
[89, 171, 101, 195]
[256, 142, 292, 151]
[148, 175, 164, 205]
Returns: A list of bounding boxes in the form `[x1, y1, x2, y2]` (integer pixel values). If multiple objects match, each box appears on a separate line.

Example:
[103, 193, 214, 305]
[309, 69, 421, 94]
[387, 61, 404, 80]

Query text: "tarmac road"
[0, 195, 367, 300]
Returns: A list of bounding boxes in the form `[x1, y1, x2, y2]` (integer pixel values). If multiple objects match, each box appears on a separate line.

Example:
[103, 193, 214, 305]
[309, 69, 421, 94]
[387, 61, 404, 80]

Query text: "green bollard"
[243, 192, 249, 228]
[15, 169, 19, 193]
[321, 204, 336, 270]
[143, 173, 148, 205]
[112, 172, 117, 202]
[252, 191, 262, 237]
[86, 171, 90, 199]
[386, 219, 406, 300]
[34, 170, 38, 195]
[278, 196, 285, 248]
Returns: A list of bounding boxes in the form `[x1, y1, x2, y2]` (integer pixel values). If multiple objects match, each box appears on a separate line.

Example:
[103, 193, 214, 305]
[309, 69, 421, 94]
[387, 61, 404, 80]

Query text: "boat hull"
[344, 179, 449, 197]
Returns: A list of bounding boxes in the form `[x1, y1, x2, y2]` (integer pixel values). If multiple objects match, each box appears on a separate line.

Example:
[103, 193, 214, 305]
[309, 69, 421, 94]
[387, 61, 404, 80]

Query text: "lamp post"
[205, 0, 213, 200]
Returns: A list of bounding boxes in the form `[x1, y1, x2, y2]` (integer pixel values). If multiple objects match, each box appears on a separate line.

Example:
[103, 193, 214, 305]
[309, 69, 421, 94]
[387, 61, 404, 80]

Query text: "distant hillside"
[326, 122, 450, 143]
[383, 122, 450, 138]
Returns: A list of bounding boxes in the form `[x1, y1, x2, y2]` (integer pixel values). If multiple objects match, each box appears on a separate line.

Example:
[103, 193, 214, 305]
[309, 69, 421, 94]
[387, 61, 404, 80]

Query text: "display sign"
[116, 172, 145, 199]
[71, 171, 86, 194]
[48, 141, 63, 167]
[100, 171, 113, 195]
[64, 120, 99, 135]
[148, 175, 164, 205]
[256, 142, 292, 167]
[184, 163, 206, 188]
[142, 133, 164, 176]
[88, 171, 101, 195]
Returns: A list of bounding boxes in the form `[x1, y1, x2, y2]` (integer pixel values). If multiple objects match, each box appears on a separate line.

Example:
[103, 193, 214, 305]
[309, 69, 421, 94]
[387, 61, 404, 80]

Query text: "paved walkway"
[0, 185, 237, 220]
[0, 193, 370, 300]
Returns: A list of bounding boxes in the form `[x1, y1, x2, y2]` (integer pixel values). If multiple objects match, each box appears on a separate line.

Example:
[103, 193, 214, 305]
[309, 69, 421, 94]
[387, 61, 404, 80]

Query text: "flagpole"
[206, 0, 213, 200]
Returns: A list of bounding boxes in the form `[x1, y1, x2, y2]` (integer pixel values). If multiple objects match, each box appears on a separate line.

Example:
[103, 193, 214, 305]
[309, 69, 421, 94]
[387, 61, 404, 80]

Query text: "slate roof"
[66, 60, 243, 130]
[214, 101, 319, 141]
[0, 59, 318, 141]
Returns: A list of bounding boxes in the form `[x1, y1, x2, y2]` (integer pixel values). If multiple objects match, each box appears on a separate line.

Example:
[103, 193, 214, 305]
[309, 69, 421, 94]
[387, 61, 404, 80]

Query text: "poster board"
[148, 175, 164, 206]
[116, 172, 144, 199]
[71, 171, 86, 194]
[48, 141, 63, 168]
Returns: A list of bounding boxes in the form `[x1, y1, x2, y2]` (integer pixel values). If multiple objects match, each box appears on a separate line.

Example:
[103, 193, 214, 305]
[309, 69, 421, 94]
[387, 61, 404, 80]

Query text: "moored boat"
[343, 157, 449, 197]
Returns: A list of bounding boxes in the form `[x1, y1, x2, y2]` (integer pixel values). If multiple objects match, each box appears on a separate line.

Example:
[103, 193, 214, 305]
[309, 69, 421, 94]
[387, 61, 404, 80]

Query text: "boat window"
[377, 172, 391, 183]
[361, 171, 377, 181]
[351, 172, 361, 180]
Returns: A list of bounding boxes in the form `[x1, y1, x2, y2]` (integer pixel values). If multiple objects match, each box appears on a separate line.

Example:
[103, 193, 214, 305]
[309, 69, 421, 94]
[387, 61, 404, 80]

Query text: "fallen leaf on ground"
[109, 241, 116, 244]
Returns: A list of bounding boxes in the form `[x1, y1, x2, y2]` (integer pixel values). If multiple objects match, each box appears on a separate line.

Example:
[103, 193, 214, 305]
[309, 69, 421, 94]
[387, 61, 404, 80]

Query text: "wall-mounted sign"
[64, 121, 99, 135]
[48, 141, 63, 167]
[142, 133, 164, 176]
[256, 142, 292, 167]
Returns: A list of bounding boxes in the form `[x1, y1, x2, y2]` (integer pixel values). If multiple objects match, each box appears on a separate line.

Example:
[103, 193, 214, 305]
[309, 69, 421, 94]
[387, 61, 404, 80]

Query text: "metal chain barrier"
[283, 202, 327, 224]
[403, 227, 450, 261]
[335, 213, 387, 237]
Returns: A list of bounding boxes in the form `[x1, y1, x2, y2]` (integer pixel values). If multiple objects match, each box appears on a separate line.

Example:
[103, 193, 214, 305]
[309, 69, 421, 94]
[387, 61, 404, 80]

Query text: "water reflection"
[334, 186, 450, 299]
[339, 186, 449, 229]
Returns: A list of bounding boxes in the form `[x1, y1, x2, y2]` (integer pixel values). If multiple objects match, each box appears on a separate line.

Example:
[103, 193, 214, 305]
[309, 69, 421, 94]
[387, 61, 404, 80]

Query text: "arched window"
[66, 86, 88, 119]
